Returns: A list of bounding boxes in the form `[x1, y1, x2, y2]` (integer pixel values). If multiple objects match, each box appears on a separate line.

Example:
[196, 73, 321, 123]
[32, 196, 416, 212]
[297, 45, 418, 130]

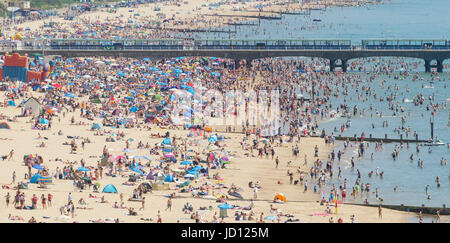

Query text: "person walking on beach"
[8, 149, 14, 161]
[253, 186, 259, 199]
[275, 156, 279, 168]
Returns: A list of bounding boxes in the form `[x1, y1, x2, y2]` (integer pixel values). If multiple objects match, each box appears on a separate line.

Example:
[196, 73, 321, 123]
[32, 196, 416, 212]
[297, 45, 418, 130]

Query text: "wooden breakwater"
[347, 203, 450, 215]
[225, 22, 259, 26]
[243, 9, 311, 16]
[204, 14, 282, 20]
[311, 134, 429, 143]
[145, 27, 235, 34]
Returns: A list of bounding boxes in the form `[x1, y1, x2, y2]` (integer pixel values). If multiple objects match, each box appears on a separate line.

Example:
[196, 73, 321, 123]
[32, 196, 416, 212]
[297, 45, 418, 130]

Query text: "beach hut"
[102, 184, 118, 193]
[0, 122, 10, 129]
[20, 97, 41, 117]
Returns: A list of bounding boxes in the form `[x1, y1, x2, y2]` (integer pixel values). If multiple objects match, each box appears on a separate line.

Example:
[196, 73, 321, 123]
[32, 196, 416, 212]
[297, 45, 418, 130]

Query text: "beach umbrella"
[65, 93, 75, 98]
[218, 204, 233, 209]
[77, 167, 90, 172]
[32, 165, 44, 170]
[178, 181, 191, 187]
[164, 153, 175, 158]
[180, 160, 193, 165]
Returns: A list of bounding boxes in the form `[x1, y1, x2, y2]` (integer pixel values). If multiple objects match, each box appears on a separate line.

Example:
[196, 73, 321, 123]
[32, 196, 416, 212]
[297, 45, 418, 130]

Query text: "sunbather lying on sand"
[8, 214, 24, 221]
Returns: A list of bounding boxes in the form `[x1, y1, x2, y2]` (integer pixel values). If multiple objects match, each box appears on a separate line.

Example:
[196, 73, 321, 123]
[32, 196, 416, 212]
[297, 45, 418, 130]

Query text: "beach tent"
[0, 122, 10, 129]
[274, 193, 287, 203]
[30, 174, 51, 184]
[91, 123, 102, 130]
[102, 184, 118, 193]
[146, 172, 155, 180]
[162, 137, 171, 145]
[37, 176, 52, 184]
[30, 174, 42, 183]
[164, 173, 174, 182]
[208, 135, 218, 143]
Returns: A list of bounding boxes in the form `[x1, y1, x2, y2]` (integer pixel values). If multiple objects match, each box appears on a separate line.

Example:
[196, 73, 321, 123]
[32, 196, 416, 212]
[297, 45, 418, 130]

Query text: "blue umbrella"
[218, 204, 233, 209]
[143, 156, 152, 161]
[65, 93, 75, 98]
[32, 165, 44, 170]
[77, 167, 90, 172]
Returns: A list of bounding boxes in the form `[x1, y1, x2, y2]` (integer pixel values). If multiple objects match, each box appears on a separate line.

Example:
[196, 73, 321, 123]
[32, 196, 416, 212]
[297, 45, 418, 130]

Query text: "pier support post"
[246, 59, 253, 68]
[436, 59, 443, 73]
[424, 59, 431, 73]
[234, 59, 241, 69]
[329, 59, 336, 72]
[342, 59, 348, 72]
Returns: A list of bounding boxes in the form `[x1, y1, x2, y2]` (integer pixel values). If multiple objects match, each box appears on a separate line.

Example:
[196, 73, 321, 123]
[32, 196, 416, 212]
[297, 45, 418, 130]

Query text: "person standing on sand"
[378, 205, 382, 219]
[157, 210, 162, 223]
[140, 197, 145, 211]
[166, 198, 172, 211]
[275, 156, 279, 168]
[41, 194, 46, 209]
[11, 171, 16, 184]
[5, 192, 10, 208]
[47, 193, 52, 207]
[253, 186, 258, 199]
[120, 193, 124, 203]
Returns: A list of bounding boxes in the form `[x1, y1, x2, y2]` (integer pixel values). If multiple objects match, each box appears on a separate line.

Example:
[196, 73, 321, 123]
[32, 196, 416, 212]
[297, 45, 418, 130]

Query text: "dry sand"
[0, 93, 415, 223]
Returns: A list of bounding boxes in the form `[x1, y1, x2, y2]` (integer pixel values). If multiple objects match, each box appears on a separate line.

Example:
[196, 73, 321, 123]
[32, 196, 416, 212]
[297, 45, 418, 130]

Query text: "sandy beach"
[0, 93, 414, 223]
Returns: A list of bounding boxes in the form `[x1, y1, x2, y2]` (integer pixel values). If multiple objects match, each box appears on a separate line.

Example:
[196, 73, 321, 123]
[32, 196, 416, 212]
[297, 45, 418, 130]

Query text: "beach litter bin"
[220, 208, 227, 218]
